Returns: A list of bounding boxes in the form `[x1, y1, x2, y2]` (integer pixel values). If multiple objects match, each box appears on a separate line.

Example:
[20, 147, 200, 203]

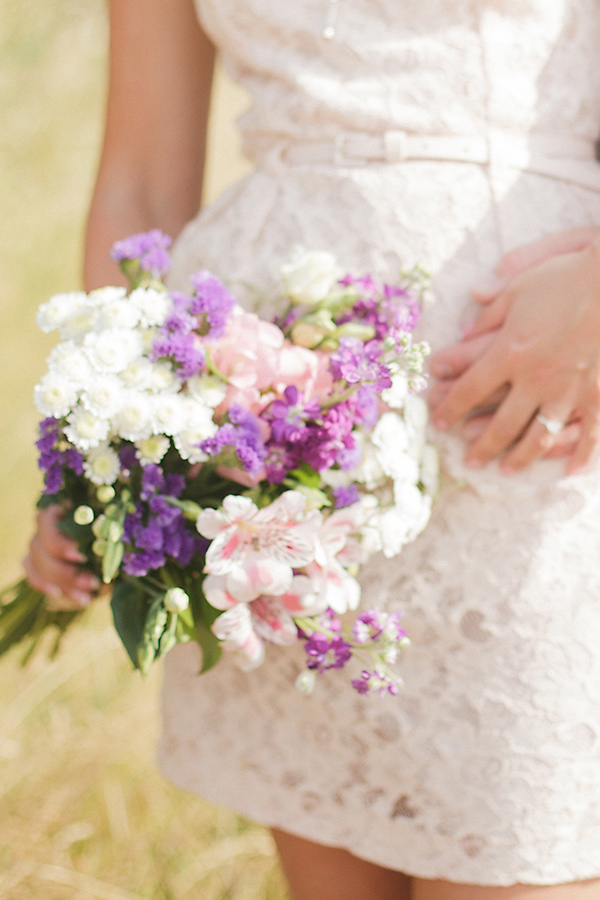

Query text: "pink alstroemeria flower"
[197, 492, 322, 601]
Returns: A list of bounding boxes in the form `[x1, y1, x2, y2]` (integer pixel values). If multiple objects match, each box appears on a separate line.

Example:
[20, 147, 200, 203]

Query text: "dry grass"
[0, 2, 287, 897]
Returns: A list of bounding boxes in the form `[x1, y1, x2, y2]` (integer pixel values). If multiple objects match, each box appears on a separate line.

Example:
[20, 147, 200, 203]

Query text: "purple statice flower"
[150, 330, 205, 381]
[200, 405, 266, 475]
[269, 386, 321, 443]
[119, 443, 138, 474]
[189, 271, 236, 338]
[110, 229, 172, 278]
[164, 292, 196, 333]
[122, 467, 204, 576]
[351, 668, 402, 697]
[329, 337, 392, 391]
[36, 417, 84, 494]
[333, 484, 360, 509]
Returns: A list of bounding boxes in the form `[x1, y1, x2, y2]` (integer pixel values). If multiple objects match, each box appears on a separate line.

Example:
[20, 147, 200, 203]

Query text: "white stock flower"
[128, 287, 171, 327]
[186, 374, 227, 408]
[83, 442, 120, 485]
[111, 390, 154, 441]
[80, 374, 123, 419]
[136, 435, 171, 465]
[65, 407, 110, 450]
[372, 413, 417, 481]
[281, 248, 342, 305]
[34, 371, 79, 417]
[83, 328, 144, 373]
[380, 371, 409, 409]
[36, 292, 88, 333]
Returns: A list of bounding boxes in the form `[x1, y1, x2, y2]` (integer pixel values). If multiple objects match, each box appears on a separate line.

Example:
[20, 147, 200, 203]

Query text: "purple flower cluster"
[36, 417, 84, 494]
[122, 464, 203, 577]
[329, 337, 392, 392]
[200, 405, 267, 476]
[301, 610, 353, 673]
[189, 271, 236, 339]
[352, 609, 407, 645]
[110, 229, 172, 278]
[338, 275, 422, 341]
[150, 293, 206, 380]
[263, 385, 379, 483]
[351, 669, 402, 696]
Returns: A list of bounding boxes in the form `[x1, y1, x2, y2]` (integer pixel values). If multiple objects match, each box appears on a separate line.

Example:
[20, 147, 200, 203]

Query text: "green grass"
[0, 2, 286, 897]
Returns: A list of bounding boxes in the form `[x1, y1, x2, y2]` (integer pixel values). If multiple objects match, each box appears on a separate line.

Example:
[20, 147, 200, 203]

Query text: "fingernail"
[46, 584, 63, 599]
[433, 418, 448, 431]
[64, 548, 86, 563]
[500, 464, 515, 475]
[461, 320, 475, 338]
[465, 456, 483, 469]
[70, 591, 91, 606]
[464, 420, 485, 440]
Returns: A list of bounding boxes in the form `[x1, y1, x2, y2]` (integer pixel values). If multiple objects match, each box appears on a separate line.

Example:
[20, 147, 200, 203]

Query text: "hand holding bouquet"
[1, 231, 437, 695]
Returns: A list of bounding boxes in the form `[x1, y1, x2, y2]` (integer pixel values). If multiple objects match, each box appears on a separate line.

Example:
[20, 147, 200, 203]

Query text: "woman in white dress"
[24, 0, 600, 897]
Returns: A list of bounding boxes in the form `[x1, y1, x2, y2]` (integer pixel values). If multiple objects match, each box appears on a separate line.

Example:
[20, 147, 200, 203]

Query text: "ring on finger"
[536, 413, 564, 435]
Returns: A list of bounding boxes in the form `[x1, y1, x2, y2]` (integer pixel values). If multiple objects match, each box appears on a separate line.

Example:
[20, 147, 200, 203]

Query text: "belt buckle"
[334, 131, 369, 166]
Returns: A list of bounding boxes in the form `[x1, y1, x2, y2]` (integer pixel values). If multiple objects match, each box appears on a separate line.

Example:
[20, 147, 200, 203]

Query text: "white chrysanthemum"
[280, 247, 342, 305]
[152, 393, 189, 436]
[149, 360, 178, 393]
[346, 431, 386, 490]
[128, 287, 171, 327]
[34, 371, 79, 417]
[83, 328, 144, 373]
[111, 390, 154, 441]
[96, 298, 141, 331]
[48, 342, 93, 386]
[80, 373, 123, 419]
[36, 291, 88, 333]
[173, 400, 217, 462]
[83, 442, 120, 485]
[65, 407, 110, 450]
[59, 308, 96, 342]
[136, 435, 171, 465]
[86, 286, 127, 307]
[121, 357, 154, 390]
[187, 374, 227, 408]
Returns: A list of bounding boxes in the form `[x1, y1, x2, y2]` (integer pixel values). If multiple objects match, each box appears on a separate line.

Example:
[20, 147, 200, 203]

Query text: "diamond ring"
[536, 413, 564, 435]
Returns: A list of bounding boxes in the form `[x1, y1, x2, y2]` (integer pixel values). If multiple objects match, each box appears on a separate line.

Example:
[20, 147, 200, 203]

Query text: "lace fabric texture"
[158, 0, 600, 885]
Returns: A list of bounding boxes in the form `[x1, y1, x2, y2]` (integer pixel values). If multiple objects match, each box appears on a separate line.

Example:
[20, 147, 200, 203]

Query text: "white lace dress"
[158, 0, 600, 885]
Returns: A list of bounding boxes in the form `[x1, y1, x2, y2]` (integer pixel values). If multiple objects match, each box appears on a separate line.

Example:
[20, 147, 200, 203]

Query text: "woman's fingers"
[430, 330, 496, 381]
[24, 506, 100, 607]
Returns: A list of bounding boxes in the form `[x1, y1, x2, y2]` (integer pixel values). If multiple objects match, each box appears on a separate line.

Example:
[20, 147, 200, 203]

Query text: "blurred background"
[0, 1, 287, 897]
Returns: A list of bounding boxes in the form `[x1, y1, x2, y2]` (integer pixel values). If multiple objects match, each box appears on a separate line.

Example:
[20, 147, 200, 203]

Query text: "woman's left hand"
[428, 231, 600, 474]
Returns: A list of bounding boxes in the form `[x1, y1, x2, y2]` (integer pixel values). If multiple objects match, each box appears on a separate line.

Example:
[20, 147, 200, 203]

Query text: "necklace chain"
[322, 0, 341, 39]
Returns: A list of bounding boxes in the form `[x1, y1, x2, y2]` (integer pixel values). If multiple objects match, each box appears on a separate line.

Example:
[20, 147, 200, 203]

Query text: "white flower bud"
[74, 505, 94, 526]
[163, 587, 190, 613]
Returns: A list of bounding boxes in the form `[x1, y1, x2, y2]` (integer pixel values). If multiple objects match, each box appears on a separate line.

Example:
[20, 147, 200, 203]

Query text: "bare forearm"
[83, 0, 215, 290]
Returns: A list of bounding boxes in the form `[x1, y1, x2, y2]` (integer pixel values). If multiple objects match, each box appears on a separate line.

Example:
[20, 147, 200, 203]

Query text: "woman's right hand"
[23, 506, 101, 610]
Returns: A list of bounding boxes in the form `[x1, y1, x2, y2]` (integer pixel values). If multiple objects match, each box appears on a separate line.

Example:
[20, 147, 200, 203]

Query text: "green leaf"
[186, 577, 222, 674]
[110, 580, 152, 669]
[286, 463, 321, 489]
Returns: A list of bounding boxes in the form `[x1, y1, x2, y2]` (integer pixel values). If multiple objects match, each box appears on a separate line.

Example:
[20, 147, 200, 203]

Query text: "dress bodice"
[195, 0, 600, 160]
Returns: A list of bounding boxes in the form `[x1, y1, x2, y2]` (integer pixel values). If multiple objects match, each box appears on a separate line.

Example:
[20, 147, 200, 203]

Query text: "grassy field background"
[0, 1, 287, 897]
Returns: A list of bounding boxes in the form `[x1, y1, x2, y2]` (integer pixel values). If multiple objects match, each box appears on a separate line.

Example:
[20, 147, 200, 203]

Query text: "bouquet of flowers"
[0, 231, 437, 696]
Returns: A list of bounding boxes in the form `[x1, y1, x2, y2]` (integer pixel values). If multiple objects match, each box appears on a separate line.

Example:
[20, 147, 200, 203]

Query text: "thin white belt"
[276, 130, 600, 190]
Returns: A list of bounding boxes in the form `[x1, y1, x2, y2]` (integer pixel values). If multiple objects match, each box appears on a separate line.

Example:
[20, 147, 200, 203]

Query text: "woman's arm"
[85, 0, 215, 288]
[24, 0, 215, 604]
